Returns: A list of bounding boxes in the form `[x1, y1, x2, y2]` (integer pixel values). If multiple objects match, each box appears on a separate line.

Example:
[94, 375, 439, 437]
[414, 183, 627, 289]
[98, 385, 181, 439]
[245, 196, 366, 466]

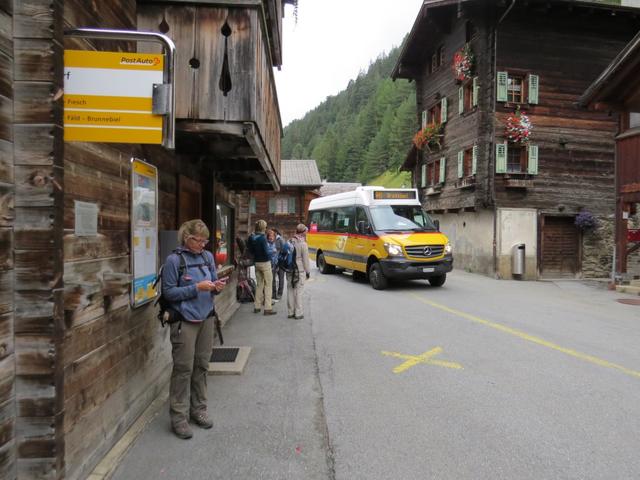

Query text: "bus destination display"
[373, 190, 417, 200]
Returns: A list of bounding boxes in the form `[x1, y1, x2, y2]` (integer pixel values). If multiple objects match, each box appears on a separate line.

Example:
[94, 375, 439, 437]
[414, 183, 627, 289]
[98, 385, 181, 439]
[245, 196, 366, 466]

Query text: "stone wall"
[582, 215, 614, 279]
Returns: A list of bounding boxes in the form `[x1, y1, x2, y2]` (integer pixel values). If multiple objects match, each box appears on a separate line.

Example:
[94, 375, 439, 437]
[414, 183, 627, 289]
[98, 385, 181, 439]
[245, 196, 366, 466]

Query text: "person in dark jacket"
[162, 219, 226, 439]
[247, 219, 276, 315]
[272, 228, 285, 299]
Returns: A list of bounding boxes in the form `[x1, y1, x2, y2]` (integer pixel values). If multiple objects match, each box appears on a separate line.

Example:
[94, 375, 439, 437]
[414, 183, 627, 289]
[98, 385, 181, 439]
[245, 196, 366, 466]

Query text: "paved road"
[310, 270, 640, 479]
[113, 270, 640, 480]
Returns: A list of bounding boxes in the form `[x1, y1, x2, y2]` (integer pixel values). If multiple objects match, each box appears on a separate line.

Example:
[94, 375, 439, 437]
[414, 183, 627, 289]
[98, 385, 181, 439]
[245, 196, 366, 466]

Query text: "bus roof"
[309, 186, 421, 210]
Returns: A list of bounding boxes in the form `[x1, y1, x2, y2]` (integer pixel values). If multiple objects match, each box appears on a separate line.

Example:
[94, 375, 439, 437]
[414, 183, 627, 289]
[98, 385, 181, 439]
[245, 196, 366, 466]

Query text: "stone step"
[616, 285, 640, 295]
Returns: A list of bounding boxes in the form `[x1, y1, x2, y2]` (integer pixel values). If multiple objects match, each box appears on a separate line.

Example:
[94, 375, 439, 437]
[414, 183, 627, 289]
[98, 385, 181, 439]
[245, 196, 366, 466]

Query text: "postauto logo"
[120, 55, 161, 67]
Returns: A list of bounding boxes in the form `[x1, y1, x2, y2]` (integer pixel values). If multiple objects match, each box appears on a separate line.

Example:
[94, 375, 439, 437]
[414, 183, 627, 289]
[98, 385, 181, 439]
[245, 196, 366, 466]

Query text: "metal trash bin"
[512, 243, 525, 277]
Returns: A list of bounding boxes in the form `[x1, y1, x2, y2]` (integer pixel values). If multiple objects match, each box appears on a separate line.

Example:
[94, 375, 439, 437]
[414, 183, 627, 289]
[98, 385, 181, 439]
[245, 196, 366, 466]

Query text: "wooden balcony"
[138, 1, 283, 190]
[502, 173, 534, 189]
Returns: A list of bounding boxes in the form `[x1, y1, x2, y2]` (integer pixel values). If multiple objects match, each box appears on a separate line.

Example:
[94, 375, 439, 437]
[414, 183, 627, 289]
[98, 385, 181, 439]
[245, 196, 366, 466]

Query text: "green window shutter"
[249, 196, 256, 214]
[458, 87, 464, 115]
[496, 143, 507, 173]
[441, 97, 448, 123]
[421, 110, 427, 129]
[288, 197, 296, 214]
[457, 151, 464, 178]
[472, 145, 478, 175]
[268, 198, 276, 213]
[528, 144, 539, 174]
[528, 74, 539, 104]
[439, 157, 446, 183]
[421, 163, 427, 188]
[497, 71, 508, 102]
[472, 77, 479, 107]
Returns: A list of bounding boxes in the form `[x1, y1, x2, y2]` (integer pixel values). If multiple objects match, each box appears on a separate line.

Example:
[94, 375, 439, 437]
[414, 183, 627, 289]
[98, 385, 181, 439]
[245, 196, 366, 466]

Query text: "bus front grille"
[404, 244, 445, 258]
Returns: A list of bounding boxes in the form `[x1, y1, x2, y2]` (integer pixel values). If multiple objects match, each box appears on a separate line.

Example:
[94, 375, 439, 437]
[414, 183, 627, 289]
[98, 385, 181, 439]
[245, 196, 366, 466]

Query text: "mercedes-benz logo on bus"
[423, 246, 432, 256]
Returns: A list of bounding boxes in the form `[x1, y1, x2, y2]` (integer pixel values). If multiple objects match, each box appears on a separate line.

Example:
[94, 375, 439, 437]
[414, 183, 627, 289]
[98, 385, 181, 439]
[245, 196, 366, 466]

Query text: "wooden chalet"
[0, 0, 292, 478]
[579, 31, 640, 280]
[247, 159, 322, 237]
[392, 0, 640, 280]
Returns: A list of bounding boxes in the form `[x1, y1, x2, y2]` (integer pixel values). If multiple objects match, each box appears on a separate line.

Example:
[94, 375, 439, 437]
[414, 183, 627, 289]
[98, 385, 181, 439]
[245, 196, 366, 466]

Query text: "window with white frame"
[269, 196, 296, 215]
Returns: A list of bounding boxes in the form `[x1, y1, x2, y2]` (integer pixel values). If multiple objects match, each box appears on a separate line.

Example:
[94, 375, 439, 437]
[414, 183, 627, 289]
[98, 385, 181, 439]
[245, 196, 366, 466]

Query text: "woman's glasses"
[188, 236, 209, 246]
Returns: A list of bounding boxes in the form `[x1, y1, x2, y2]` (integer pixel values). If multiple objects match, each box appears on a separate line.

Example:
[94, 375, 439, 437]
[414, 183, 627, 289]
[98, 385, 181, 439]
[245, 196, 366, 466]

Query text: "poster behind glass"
[131, 158, 158, 307]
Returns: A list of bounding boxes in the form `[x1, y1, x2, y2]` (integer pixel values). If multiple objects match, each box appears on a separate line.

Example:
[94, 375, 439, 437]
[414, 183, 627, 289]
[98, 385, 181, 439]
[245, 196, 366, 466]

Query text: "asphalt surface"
[113, 270, 640, 480]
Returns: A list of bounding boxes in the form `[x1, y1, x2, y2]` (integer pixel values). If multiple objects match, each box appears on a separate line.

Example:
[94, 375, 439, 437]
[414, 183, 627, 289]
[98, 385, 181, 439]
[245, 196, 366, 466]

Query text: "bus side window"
[335, 207, 355, 234]
[319, 210, 334, 232]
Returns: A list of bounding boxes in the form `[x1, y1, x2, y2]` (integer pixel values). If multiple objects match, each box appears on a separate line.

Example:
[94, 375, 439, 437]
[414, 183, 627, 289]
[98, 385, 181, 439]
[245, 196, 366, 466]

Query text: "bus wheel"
[317, 252, 335, 274]
[428, 274, 446, 287]
[369, 263, 388, 290]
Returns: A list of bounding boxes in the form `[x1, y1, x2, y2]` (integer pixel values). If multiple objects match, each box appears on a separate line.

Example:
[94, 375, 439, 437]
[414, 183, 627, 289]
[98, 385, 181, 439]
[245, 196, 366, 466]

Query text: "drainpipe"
[491, 0, 517, 278]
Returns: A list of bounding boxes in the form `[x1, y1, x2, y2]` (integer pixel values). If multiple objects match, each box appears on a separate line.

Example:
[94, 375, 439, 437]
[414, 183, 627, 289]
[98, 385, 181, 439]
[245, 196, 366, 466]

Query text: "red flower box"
[628, 229, 640, 242]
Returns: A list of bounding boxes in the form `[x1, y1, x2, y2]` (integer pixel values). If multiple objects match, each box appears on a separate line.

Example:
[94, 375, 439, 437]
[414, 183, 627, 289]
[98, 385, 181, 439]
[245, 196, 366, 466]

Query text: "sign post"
[64, 28, 176, 148]
[64, 50, 164, 144]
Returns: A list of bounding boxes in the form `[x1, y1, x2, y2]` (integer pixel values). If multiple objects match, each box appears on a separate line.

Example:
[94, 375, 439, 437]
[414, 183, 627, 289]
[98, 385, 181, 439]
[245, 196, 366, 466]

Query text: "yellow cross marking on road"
[381, 347, 463, 374]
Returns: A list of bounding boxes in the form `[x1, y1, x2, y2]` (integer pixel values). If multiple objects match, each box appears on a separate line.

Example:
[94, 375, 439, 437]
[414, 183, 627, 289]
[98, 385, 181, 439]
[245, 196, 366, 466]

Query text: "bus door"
[332, 206, 355, 269]
[351, 206, 372, 273]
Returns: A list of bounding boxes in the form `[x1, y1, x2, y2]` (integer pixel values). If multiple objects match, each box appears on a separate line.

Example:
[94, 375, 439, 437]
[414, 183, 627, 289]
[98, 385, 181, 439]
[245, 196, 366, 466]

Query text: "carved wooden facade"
[0, 0, 288, 479]
[393, 0, 640, 279]
[580, 30, 640, 279]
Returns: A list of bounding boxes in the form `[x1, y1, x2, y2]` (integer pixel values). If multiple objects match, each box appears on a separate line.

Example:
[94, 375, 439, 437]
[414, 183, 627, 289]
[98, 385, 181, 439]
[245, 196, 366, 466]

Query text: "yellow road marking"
[409, 293, 640, 379]
[382, 346, 463, 374]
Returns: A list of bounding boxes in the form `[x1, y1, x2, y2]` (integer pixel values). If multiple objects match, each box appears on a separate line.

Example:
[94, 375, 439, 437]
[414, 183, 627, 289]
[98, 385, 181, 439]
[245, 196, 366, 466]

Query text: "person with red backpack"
[286, 224, 312, 319]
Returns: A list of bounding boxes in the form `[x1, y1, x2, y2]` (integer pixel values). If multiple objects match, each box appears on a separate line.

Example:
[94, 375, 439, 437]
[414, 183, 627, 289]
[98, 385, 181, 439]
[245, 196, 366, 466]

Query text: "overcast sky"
[274, 0, 423, 127]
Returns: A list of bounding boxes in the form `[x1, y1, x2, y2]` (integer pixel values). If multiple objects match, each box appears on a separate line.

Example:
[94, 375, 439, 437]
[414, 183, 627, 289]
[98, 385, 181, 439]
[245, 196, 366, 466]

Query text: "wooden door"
[541, 216, 580, 277]
[178, 175, 202, 226]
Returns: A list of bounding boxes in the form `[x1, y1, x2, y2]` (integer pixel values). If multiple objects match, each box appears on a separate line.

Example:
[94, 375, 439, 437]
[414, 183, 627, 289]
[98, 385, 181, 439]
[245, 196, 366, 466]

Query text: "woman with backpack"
[287, 223, 312, 319]
[162, 219, 226, 440]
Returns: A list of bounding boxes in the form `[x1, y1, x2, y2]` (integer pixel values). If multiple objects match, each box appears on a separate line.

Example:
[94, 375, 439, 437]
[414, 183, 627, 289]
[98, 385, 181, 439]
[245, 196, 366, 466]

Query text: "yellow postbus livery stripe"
[64, 50, 164, 71]
[64, 94, 153, 111]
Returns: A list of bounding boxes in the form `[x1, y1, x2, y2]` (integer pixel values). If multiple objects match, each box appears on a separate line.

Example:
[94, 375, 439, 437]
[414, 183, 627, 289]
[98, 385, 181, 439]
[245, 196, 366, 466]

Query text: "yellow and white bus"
[307, 186, 453, 289]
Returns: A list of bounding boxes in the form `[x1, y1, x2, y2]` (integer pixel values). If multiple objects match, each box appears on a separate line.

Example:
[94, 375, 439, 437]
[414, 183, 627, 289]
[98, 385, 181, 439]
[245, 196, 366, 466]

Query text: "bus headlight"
[444, 243, 452, 254]
[384, 242, 403, 256]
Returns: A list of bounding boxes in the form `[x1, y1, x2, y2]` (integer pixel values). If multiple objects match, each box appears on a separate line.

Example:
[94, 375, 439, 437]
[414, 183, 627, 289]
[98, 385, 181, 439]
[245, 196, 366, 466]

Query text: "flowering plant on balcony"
[413, 123, 443, 152]
[575, 210, 598, 231]
[453, 44, 474, 82]
[505, 107, 532, 144]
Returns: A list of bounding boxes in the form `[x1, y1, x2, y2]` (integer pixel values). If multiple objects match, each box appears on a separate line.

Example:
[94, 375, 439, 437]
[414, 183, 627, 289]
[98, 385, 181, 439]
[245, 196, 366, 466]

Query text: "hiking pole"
[214, 314, 224, 345]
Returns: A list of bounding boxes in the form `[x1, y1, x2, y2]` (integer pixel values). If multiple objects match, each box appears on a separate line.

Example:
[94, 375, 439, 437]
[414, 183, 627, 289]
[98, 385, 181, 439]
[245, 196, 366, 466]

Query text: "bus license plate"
[423, 267, 435, 273]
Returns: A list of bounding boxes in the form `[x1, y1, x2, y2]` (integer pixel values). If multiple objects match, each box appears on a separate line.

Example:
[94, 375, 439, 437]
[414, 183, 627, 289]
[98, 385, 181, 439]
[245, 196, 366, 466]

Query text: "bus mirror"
[357, 221, 366, 234]
[434, 219, 440, 231]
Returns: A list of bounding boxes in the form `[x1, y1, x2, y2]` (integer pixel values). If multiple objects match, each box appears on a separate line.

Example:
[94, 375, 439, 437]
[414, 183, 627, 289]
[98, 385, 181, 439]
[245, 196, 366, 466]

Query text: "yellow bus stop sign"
[63, 50, 164, 144]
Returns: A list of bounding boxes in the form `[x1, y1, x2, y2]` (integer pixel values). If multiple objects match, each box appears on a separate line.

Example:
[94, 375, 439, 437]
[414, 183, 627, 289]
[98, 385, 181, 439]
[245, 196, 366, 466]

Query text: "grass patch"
[366, 170, 412, 188]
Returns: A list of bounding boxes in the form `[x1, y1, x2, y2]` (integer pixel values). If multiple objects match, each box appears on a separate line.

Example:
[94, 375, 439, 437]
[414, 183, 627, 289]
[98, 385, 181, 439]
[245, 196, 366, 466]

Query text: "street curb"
[87, 384, 170, 480]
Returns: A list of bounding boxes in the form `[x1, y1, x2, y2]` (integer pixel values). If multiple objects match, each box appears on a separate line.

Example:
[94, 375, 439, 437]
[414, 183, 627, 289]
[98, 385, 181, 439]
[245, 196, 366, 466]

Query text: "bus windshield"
[369, 205, 437, 232]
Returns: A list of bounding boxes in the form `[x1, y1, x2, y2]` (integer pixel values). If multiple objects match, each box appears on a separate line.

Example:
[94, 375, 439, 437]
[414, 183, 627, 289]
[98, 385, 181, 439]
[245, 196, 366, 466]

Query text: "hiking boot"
[172, 422, 193, 439]
[264, 309, 277, 316]
[253, 308, 261, 313]
[190, 411, 213, 429]
[287, 314, 295, 318]
[295, 315, 304, 320]
[272, 298, 279, 303]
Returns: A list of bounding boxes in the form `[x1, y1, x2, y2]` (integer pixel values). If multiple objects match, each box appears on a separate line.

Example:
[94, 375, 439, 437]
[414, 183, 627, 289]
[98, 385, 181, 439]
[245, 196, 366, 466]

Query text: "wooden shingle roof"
[281, 159, 322, 187]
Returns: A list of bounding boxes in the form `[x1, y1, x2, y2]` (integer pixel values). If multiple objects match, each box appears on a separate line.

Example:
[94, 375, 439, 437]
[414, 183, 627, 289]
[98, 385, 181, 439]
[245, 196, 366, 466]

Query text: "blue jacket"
[162, 247, 218, 322]
[248, 233, 270, 262]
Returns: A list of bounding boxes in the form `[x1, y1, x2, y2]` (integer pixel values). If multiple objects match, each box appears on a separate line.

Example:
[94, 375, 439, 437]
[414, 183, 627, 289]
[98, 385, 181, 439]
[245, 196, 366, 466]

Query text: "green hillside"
[281, 45, 416, 184]
[366, 170, 412, 188]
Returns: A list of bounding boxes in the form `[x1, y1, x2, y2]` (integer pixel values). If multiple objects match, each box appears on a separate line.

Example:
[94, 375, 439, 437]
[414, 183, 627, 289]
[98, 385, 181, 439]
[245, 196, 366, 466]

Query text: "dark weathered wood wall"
[137, 4, 282, 184]
[0, 2, 14, 478]
[11, 0, 65, 478]
[249, 188, 318, 238]
[415, 5, 493, 213]
[494, 7, 638, 215]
